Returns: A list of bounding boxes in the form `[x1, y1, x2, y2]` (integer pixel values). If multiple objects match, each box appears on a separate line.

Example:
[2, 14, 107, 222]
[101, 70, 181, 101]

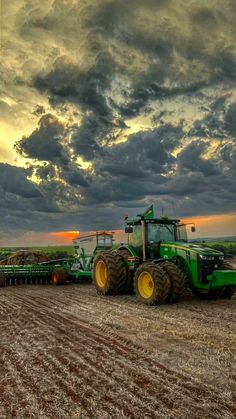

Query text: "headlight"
[199, 255, 214, 260]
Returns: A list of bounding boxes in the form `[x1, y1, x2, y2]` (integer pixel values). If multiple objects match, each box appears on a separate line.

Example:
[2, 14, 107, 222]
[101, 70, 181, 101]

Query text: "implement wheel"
[52, 268, 67, 286]
[134, 263, 170, 305]
[0, 272, 6, 287]
[159, 261, 185, 302]
[93, 252, 126, 295]
[116, 249, 134, 294]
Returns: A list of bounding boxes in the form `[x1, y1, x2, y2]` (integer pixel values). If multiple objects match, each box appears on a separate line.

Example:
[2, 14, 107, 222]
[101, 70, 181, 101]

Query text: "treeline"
[0, 251, 12, 262]
[47, 250, 73, 260]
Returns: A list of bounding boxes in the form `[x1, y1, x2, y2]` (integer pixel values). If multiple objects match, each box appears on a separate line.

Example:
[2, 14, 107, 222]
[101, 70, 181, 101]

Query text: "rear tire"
[93, 252, 126, 295]
[116, 249, 134, 294]
[159, 262, 185, 302]
[52, 268, 67, 286]
[134, 263, 170, 305]
[0, 272, 6, 287]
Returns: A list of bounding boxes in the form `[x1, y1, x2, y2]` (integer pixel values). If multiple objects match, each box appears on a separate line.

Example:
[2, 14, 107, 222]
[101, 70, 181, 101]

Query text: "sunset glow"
[49, 231, 80, 243]
[183, 213, 236, 239]
[0, 212, 235, 248]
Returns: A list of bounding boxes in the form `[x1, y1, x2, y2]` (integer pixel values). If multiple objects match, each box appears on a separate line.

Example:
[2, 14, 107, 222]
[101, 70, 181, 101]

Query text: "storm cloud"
[1, 0, 236, 237]
[0, 163, 41, 198]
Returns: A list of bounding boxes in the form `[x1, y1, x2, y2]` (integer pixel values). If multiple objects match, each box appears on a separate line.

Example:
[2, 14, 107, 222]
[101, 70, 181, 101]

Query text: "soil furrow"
[8, 293, 236, 415]
[1, 285, 235, 418]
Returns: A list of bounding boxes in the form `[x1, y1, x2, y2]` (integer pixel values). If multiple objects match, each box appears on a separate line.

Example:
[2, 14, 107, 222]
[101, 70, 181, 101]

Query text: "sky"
[0, 0, 236, 246]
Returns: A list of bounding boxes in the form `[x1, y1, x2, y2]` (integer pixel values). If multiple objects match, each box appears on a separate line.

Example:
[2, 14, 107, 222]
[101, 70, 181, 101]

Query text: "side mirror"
[191, 226, 196, 233]
[125, 226, 133, 234]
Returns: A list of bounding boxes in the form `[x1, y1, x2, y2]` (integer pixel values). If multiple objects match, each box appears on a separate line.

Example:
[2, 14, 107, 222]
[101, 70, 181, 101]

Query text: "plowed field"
[0, 284, 236, 418]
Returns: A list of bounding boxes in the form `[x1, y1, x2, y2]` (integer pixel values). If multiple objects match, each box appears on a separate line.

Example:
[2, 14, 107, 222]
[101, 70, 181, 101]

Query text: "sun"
[49, 231, 80, 244]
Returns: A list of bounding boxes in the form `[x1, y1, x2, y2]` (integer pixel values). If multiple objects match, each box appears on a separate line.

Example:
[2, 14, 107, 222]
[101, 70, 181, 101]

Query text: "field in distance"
[0, 240, 236, 260]
[29, 246, 75, 255]
[0, 246, 75, 262]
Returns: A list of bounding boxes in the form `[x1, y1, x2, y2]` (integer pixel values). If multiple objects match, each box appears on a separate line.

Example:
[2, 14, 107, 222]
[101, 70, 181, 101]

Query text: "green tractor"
[93, 206, 236, 305]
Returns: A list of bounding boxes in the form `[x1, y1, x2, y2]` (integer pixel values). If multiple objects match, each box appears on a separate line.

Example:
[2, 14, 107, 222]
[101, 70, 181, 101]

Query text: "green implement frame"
[67, 232, 114, 281]
[0, 232, 114, 287]
[0, 264, 55, 285]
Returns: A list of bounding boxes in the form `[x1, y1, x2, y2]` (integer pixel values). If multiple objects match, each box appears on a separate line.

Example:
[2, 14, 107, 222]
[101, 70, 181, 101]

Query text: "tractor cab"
[125, 216, 191, 261]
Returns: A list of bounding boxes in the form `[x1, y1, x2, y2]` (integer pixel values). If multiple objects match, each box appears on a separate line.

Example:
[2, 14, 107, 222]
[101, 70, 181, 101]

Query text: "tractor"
[93, 206, 236, 305]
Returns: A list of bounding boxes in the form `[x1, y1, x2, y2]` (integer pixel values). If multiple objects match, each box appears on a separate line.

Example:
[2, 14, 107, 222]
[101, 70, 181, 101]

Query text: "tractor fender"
[117, 245, 139, 259]
[151, 258, 167, 264]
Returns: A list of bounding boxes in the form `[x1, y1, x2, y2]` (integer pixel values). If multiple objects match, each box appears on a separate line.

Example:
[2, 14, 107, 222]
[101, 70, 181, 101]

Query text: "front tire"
[134, 263, 170, 305]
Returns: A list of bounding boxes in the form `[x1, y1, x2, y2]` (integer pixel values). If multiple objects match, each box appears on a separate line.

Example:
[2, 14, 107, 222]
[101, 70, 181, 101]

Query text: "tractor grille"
[199, 257, 224, 283]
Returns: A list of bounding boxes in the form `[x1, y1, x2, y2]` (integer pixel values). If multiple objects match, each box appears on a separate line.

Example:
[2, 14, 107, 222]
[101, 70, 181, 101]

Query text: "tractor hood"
[164, 242, 224, 257]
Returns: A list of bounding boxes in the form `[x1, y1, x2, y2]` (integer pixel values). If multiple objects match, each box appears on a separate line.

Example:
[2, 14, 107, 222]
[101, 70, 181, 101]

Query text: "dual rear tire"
[93, 252, 185, 305]
[93, 252, 126, 295]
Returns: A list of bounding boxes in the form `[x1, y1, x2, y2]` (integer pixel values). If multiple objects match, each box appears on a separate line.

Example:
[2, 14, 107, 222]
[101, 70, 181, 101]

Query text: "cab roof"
[126, 217, 181, 226]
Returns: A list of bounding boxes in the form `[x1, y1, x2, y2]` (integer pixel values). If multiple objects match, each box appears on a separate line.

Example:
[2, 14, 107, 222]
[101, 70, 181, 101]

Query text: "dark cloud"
[15, 113, 70, 164]
[34, 53, 114, 115]
[25, 0, 236, 156]
[224, 103, 236, 137]
[33, 52, 120, 160]
[94, 125, 183, 179]
[70, 115, 111, 161]
[177, 141, 219, 176]
[0, 163, 42, 198]
[1, 0, 236, 237]
[189, 99, 236, 140]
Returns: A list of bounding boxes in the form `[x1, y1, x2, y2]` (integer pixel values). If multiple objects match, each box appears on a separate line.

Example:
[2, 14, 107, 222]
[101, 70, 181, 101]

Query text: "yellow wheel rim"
[138, 271, 154, 299]
[95, 260, 108, 288]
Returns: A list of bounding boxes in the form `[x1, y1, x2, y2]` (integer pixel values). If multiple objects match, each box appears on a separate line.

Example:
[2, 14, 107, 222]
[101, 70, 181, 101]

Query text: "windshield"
[97, 235, 113, 247]
[176, 225, 188, 242]
[147, 223, 175, 242]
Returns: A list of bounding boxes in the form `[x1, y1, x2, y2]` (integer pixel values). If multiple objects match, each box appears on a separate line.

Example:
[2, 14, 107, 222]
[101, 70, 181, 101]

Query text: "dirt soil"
[0, 284, 236, 419]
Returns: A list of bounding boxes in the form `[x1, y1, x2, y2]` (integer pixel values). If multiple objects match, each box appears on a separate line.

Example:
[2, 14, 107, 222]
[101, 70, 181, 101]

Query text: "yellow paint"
[95, 260, 108, 288]
[137, 271, 154, 299]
